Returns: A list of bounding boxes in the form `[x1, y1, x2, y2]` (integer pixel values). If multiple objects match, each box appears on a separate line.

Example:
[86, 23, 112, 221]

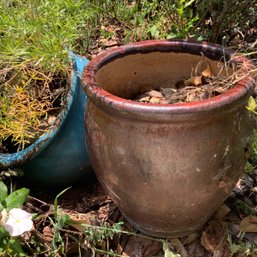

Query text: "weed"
[0, 180, 31, 256]
[228, 228, 257, 256]
[163, 240, 181, 257]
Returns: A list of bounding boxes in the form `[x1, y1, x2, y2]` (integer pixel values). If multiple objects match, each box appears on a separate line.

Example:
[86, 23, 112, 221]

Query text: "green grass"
[0, 0, 98, 150]
[1, 0, 256, 150]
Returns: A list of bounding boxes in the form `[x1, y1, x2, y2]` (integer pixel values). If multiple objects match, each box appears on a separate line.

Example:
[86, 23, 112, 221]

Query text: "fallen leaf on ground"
[229, 223, 257, 245]
[187, 240, 212, 257]
[42, 226, 53, 242]
[201, 220, 231, 257]
[67, 211, 99, 232]
[240, 216, 257, 233]
[122, 235, 162, 257]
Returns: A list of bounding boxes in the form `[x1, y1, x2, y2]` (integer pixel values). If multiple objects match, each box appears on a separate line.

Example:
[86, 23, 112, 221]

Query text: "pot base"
[123, 212, 204, 238]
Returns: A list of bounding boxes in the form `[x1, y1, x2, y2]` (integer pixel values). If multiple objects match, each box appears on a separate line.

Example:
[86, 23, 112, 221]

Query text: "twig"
[27, 195, 50, 207]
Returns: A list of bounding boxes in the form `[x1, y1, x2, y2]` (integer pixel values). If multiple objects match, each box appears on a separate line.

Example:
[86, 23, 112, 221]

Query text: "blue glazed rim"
[0, 52, 88, 168]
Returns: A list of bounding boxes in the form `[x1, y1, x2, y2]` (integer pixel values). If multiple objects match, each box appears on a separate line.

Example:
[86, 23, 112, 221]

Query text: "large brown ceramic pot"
[82, 40, 254, 238]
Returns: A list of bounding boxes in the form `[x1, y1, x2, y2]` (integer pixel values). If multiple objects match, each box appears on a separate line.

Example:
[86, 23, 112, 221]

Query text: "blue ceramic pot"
[0, 53, 91, 187]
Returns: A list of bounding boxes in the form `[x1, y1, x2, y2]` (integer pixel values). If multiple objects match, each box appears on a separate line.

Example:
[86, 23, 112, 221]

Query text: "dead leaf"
[138, 96, 150, 102]
[185, 76, 202, 87]
[229, 223, 257, 245]
[187, 240, 212, 257]
[148, 90, 163, 98]
[149, 97, 161, 103]
[240, 216, 257, 233]
[186, 92, 197, 102]
[198, 90, 210, 100]
[68, 211, 99, 232]
[159, 98, 169, 104]
[42, 226, 53, 242]
[201, 63, 212, 78]
[122, 236, 162, 257]
[213, 87, 226, 94]
[161, 87, 177, 98]
[201, 220, 231, 257]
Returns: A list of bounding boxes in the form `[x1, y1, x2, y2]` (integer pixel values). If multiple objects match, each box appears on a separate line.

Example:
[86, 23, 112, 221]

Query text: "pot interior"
[95, 52, 232, 99]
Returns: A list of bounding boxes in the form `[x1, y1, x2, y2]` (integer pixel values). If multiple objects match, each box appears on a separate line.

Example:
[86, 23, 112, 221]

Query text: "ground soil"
[25, 170, 257, 257]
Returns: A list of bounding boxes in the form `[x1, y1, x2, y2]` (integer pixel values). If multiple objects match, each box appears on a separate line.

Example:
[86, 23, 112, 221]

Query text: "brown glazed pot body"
[82, 40, 254, 238]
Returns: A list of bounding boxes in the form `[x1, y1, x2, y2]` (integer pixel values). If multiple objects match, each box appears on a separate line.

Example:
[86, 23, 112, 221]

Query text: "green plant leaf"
[9, 238, 25, 256]
[58, 214, 71, 229]
[0, 202, 4, 212]
[0, 227, 9, 241]
[246, 96, 257, 113]
[54, 187, 71, 218]
[0, 181, 8, 202]
[4, 188, 29, 210]
[184, 0, 196, 8]
[163, 241, 181, 257]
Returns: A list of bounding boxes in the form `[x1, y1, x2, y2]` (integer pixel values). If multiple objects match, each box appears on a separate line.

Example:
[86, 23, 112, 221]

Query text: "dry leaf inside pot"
[185, 76, 203, 87]
[201, 63, 212, 78]
[132, 56, 241, 105]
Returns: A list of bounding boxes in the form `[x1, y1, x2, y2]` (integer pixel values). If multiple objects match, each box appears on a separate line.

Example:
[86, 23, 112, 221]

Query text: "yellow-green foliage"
[0, 64, 51, 150]
[0, 0, 98, 150]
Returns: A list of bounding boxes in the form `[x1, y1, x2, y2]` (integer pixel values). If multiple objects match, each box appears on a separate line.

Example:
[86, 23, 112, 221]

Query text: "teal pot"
[82, 40, 255, 237]
[0, 53, 91, 188]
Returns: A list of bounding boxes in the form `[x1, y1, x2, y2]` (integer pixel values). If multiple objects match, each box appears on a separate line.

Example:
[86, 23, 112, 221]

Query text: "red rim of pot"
[82, 40, 255, 118]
